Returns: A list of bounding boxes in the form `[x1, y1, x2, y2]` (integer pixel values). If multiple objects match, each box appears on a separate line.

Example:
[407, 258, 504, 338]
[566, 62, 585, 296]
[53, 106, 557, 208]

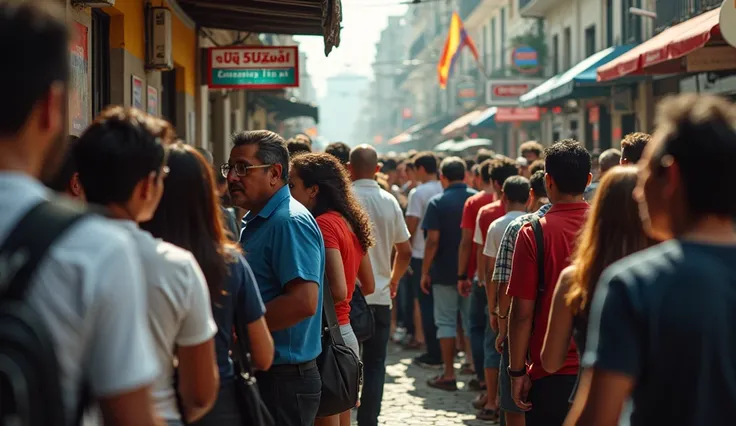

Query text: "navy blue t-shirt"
[211, 251, 266, 384]
[421, 182, 477, 285]
[583, 240, 736, 425]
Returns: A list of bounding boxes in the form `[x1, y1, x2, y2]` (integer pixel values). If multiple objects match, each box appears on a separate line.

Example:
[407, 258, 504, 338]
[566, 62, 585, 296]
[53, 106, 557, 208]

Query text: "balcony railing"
[654, 0, 722, 34]
[459, 0, 482, 19]
[409, 33, 426, 59]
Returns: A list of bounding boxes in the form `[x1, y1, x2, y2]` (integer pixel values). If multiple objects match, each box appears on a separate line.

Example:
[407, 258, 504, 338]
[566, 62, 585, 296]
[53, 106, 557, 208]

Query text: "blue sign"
[511, 46, 540, 74]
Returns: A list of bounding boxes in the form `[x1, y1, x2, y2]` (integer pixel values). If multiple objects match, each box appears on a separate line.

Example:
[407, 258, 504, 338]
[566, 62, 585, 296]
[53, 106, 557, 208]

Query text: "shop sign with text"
[495, 107, 541, 122]
[486, 79, 541, 106]
[208, 46, 299, 90]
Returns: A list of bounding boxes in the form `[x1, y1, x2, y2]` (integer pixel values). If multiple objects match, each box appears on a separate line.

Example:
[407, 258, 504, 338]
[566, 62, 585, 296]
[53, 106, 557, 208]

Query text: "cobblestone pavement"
[353, 342, 493, 426]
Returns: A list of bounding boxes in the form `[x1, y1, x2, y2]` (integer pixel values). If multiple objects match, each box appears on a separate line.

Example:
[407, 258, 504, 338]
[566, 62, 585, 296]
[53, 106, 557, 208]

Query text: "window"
[622, 0, 642, 43]
[500, 8, 506, 71]
[606, 0, 613, 47]
[585, 25, 596, 57]
[552, 34, 559, 75]
[563, 27, 572, 70]
[483, 25, 489, 67]
[491, 17, 497, 71]
[91, 10, 110, 118]
[161, 69, 177, 127]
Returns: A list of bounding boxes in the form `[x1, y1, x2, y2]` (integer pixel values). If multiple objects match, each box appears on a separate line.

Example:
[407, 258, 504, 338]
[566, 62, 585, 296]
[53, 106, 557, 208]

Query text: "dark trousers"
[357, 305, 391, 426]
[256, 362, 322, 426]
[525, 374, 577, 426]
[410, 257, 440, 361]
[189, 381, 241, 426]
[469, 282, 487, 382]
[398, 274, 415, 335]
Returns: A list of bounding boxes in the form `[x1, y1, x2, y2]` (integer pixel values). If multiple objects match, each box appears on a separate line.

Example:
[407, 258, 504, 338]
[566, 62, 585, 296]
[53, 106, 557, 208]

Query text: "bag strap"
[233, 290, 256, 376]
[0, 199, 87, 299]
[321, 276, 346, 346]
[530, 216, 545, 298]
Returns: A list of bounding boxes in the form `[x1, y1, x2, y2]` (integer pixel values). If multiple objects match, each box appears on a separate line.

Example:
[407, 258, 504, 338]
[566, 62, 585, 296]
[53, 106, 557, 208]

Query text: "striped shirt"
[491, 204, 552, 284]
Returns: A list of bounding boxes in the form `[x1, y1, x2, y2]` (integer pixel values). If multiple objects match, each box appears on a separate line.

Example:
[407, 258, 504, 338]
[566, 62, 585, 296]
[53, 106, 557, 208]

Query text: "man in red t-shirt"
[506, 140, 592, 426]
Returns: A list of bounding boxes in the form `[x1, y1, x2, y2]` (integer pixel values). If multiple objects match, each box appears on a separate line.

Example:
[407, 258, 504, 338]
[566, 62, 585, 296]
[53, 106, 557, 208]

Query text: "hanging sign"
[208, 46, 299, 90]
[511, 46, 540, 74]
[721, 0, 736, 48]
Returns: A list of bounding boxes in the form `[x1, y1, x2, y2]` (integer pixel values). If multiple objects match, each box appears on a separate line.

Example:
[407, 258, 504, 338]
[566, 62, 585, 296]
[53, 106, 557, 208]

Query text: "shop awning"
[520, 45, 637, 107]
[179, 0, 342, 55]
[387, 115, 455, 145]
[597, 7, 721, 82]
[441, 109, 484, 136]
[253, 94, 319, 123]
[469, 107, 498, 129]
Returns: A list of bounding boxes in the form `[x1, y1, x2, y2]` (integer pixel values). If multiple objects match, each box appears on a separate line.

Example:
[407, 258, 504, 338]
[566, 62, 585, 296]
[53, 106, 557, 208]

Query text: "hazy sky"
[294, 0, 408, 99]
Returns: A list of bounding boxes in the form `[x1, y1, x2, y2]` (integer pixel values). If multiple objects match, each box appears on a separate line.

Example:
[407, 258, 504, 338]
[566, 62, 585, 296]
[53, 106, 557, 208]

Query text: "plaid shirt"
[491, 204, 552, 284]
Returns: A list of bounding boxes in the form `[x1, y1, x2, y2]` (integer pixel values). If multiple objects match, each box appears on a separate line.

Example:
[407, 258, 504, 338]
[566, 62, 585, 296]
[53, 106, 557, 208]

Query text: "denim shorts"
[499, 340, 523, 413]
[483, 317, 501, 369]
[432, 284, 471, 339]
[340, 324, 360, 357]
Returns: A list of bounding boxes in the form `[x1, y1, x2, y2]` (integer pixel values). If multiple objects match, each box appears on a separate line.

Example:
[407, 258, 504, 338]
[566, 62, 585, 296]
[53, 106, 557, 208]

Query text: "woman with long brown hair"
[288, 152, 376, 426]
[142, 142, 274, 425]
[540, 166, 654, 421]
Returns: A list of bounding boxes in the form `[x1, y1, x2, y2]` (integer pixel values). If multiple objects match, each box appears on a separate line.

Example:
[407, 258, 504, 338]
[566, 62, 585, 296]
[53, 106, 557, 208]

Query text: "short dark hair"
[412, 151, 439, 175]
[464, 157, 476, 172]
[381, 157, 398, 173]
[231, 130, 289, 181]
[503, 175, 531, 204]
[287, 139, 312, 157]
[599, 148, 622, 173]
[75, 107, 174, 205]
[325, 142, 350, 164]
[45, 136, 80, 192]
[530, 170, 547, 198]
[479, 159, 493, 184]
[489, 157, 519, 187]
[529, 159, 545, 175]
[544, 139, 591, 195]
[475, 149, 495, 164]
[620, 132, 651, 164]
[440, 156, 466, 182]
[294, 133, 312, 147]
[519, 141, 544, 158]
[652, 94, 736, 218]
[0, 1, 69, 136]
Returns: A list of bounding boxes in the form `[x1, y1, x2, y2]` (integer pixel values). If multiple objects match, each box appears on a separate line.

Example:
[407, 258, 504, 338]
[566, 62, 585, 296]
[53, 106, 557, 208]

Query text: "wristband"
[507, 366, 527, 378]
[457, 274, 468, 281]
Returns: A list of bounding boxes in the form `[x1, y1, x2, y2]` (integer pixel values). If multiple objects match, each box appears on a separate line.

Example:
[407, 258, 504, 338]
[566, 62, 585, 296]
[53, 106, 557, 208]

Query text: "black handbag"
[349, 285, 375, 343]
[317, 278, 363, 417]
[232, 310, 275, 426]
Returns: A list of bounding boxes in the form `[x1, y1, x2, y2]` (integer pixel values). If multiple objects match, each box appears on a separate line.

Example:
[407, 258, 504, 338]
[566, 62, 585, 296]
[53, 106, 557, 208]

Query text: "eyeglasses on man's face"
[220, 163, 272, 178]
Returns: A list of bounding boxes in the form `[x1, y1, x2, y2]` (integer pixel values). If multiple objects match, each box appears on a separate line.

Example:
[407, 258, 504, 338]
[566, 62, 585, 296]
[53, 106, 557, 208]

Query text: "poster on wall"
[69, 21, 89, 136]
[147, 86, 159, 116]
[132, 75, 144, 109]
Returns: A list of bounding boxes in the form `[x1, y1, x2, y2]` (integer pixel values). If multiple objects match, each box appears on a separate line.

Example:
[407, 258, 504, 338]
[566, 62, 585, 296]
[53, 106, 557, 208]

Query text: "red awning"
[597, 7, 721, 82]
[441, 110, 483, 136]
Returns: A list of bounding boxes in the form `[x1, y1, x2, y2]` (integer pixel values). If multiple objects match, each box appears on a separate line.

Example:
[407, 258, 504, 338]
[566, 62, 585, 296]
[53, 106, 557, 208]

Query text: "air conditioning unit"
[146, 7, 173, 71]
[71, 0, 115, 7]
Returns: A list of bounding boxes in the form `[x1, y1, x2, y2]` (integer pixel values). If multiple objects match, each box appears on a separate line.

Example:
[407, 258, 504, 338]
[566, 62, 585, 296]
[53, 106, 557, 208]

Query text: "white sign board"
[720, 0, 736, 48]
[485, 79, 543, 106]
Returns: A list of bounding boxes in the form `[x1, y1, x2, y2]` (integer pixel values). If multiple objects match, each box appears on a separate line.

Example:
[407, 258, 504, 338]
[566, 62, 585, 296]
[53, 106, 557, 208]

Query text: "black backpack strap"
[528, 215, 545, 363]
[322, 276, 346, 346]
[0, 199, 88, 299]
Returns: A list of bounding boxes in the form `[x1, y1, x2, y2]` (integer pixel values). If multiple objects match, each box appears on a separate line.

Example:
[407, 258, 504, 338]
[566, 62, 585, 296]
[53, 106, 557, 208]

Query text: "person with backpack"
[0, 2, 160, 425]
[74, 107, 220, 425]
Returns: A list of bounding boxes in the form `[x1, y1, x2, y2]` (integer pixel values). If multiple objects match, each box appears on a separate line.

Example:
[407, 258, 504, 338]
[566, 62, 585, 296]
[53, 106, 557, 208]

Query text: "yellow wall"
[104, 0, 196, 96]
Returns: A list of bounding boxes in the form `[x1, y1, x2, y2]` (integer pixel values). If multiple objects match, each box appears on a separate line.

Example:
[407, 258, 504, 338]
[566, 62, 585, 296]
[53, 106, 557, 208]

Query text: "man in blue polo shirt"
[226, 130, 325, 426]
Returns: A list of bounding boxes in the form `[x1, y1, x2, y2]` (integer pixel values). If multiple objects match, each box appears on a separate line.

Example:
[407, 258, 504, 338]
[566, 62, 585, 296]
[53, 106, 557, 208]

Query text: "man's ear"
[140, 171, 157, 201]
[70, 172, 83, 196]
[270, 163, 283, 184]
[374, 165, 380, 174]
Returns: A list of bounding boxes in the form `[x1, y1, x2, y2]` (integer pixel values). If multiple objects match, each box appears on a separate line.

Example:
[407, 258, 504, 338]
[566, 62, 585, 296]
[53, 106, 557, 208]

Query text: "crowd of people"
[2, 3, 736, 426]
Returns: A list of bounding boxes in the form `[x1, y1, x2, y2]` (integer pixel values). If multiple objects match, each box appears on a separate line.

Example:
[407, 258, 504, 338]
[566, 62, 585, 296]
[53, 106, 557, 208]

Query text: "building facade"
[320, 73, 370, 144]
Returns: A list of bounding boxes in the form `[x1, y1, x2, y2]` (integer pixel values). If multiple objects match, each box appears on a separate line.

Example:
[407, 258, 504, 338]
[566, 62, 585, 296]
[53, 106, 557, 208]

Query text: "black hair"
[231, 130, 289, 181]
[529, 159, 545, 175]
[0, 1, 69, 136]
[464, 157, 476, 172]
[412, 151, 439, 175]
[652, 94, 736, 218]
[287, 139, 312, 157]
[440, 156, 466, 182]
[530, 170, 547, 198]
[544, 139, 591, 195]
[503, 175, 531, 204]
[599, 148, 622, 173]
[479, 159, 493, 184]
[75, 107, 174, 206]
[381, 157, 398, 173]
[475, 149, 495, 164]
[325, 141, 351, 165]
[489, 157, 519, 187]
[44, 136, 80, 192]
[620, 132, 651, 164]
[141, 143, 240, 298]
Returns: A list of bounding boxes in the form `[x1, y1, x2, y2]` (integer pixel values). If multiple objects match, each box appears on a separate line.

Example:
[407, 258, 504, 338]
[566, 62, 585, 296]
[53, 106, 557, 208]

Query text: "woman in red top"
[289, 153, 376, 426]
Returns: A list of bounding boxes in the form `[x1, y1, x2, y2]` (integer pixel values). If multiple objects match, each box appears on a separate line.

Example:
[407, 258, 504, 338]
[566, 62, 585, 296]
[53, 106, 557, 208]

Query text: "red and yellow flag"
[438, 11, 480, 89]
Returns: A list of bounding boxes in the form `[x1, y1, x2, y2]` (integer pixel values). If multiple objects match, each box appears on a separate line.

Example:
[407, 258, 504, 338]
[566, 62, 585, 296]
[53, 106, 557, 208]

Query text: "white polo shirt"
[0, 173, 159, 425]
[352, 179, 411, 306]
[405, 180, 443, 259]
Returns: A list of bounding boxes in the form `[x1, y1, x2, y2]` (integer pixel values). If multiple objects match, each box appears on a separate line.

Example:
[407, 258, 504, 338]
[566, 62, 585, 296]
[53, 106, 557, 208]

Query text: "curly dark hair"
[291, 153, 375, 253]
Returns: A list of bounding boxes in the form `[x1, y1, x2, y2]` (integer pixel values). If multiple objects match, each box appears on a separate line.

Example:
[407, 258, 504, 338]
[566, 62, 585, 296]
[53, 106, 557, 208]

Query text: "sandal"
[472, 392, 487, 410]
[476, 408, 500, 423]
[459, 362, 475, 375]
[427, 374, 458, 391]
[468, 378, 486, 391]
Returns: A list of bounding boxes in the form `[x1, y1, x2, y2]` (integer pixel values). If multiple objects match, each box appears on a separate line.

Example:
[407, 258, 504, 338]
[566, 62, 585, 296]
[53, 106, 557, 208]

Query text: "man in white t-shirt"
[405, 151, 444, 367]
[349, 145, 412, 426]
[0, 3, 160, 425]
[75, 107, 219, 424]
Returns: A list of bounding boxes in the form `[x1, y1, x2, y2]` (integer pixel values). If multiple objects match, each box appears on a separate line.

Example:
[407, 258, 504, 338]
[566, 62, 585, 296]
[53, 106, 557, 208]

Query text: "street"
[353, 343, 490, 426]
